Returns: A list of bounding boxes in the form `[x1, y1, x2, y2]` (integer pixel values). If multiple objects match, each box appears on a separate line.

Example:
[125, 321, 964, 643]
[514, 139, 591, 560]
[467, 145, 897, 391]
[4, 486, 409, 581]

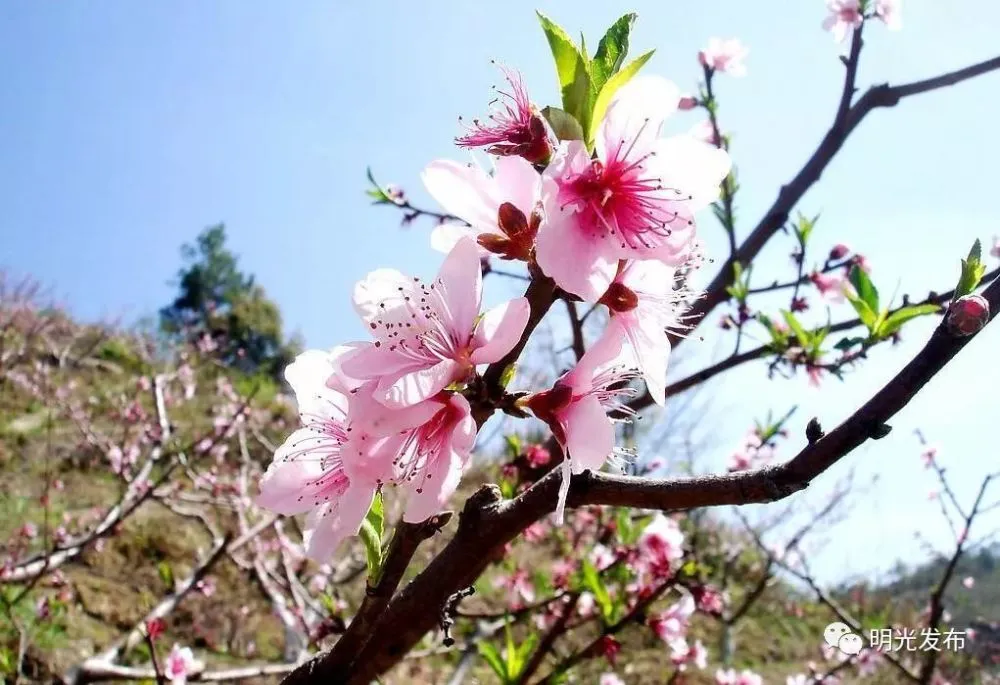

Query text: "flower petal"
[284, 350, 348, 419]
[493, 155, 542, 217]
[256, 428, 338, 516]
[435, 237, 483, 336]
[470, 297, 530, 364]
[431, 223, 484, 255]
[597, 76, 680, 162]
[422, 159, 499, 232]
[617, 313, 670, 407]
[649, 135, 732, 212]
[535, 205, 617, 302]
[562, 395, 615, 473]
[403, 450, 465, 523]
[302, 484, 374, 562]
[376, 359, 461, 409]
[352, 268, 420, 343]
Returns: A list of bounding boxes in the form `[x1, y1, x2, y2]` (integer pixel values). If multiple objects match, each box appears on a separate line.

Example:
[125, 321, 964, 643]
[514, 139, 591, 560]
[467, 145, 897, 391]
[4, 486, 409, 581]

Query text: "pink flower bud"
[829, 243, 850, 260]
[947, 295, 990, 336]
[677, 94, 698, 110]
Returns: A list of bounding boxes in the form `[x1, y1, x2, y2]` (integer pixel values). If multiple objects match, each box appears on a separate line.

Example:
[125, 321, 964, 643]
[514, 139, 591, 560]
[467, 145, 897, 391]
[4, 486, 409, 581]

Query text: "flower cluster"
[258, 57, 731, 555]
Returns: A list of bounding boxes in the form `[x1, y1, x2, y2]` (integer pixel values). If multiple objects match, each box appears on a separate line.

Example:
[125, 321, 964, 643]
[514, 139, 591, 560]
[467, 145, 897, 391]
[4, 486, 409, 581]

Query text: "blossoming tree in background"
[3, 1, 1000, 684]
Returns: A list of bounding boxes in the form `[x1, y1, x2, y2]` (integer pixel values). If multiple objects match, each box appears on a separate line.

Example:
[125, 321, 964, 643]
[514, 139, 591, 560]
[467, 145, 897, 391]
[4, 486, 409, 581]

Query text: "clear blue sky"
[3, 1, 999, 586]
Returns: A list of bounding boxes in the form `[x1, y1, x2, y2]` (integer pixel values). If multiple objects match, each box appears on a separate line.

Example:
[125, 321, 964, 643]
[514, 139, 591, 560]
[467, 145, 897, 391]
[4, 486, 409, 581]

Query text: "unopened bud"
[477, 233, 511, 256]
[947, 294, 990, 336]
[678, 94, 698, 110]
[829, 243, 850, 260]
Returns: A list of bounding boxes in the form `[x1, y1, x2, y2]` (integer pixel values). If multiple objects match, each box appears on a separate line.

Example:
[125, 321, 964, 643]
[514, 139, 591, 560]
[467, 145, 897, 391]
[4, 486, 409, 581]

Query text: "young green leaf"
[580, 559, 614, 622]
[954, 239, 987, 300]
[365, 167, 392, 204]
[591, 13, 637, 89]
[536, 12, 593, 132]
[478, 641, 508, 682]
[157, 561, 174, 589]
[514, 633, 541, 677]
[504, 434, 522, 458]
[360, 491, 385, 584]
[589, 49, 655, 146]
[542, 106, 585, 141]
[876, 303, 941, 338]
[845, 290, 878, 333]
[781, 310, 811, 349]
[848, 265, 879, 313]
[833, 336, 866, 351]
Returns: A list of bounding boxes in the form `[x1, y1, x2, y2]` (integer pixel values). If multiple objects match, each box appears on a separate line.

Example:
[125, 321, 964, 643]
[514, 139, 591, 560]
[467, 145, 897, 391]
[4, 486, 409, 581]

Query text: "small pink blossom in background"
[963, 576, 975, 589]
[823, 0, 863, 43]
[856, 647, 880, 675]
[650, 594, 695, 643]
[716, 669, 764, 685]
[829, 243, 851, 260]
[343, 238, 529, 409]
[927, 490, 939, 501]
[577, 591, 596, 617]
[728, 448, 753, 472]
[698, 38, 749, 77]
[35, 596, 50, 620]
[522, 522, 547, 543]
[875, 0, 902, 30]
[670, 637, 708, 670]
[165, 644, 199, 685]
[991, 235, 1000, 258]
[525, 444, 551, 468]
[638, 513, 686, 575]
[590, 543, 616, 571]
[196, 577, 216, 597]
[695, 585, 727, 615]
[600, 674, 626, 685]
[921, 445, 938, 468]
[19, 522, 38, 539]
[493, 568, 535, 608]
[852, 253, 872, 273]
[810, 271, 848, 302]
[806, 365, 824, 388]
[967, 628, 976, 641]
[456, 66, 551, 164]
[538, 75, 730, 301]
[787, 676, 808, 685]
[551, 558, 575, 588]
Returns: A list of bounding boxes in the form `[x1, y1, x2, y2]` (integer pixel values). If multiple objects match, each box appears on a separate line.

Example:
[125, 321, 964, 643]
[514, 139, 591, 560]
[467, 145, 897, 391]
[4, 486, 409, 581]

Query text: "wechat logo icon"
[824, 622, 863, 655]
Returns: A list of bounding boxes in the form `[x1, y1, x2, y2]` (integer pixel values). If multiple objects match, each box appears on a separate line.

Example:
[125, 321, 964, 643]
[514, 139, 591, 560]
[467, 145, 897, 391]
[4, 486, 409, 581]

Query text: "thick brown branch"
[334, 272, 1000, 684]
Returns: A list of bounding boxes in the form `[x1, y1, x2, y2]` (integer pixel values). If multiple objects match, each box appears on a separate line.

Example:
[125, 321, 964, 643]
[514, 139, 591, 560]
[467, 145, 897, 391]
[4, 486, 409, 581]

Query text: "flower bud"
[677, 94, 698, 110]
[947, 295, 990, 336]
[829, 243, 850, 260]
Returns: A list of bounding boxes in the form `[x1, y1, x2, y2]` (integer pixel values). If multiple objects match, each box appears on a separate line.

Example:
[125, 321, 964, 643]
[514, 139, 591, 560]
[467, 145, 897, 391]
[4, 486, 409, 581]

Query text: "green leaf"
[360, 491, 385, 584]
[848, 265, 879, 313]
[157, 561, 174, 589]
[589, 49, 655, 147]
[845, 291, 878, 333]
[877, 303, 941, 338]
[365, 167, 392, 204]
[536, 11, 593, 133]
[478, 641, 508, 682]
[794, 212, 819, 246]
[504, 434, 522, 458]
[580, 559, 613, 622]
[515, 632, 541, 674]
[954, 239, 987, 300]
[541, 106, 584, 142]
[781, 311, 811, 349]
[591, 13, 637, 90]
[757, 314, 788, 350]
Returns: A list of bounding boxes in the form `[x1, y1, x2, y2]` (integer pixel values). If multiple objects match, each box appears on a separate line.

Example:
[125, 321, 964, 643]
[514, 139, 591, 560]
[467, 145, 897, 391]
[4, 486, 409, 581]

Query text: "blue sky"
[3, 1, 999, 588]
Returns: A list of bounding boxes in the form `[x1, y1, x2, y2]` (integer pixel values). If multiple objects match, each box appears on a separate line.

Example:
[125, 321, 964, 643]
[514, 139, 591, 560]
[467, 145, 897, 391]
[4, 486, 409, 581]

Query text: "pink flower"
[523, 522, 547, 543]
[670, 637, 708, 670]
[638, 514, 686, 574]
[600, 674, 626, 685]
[921, 445, 938, 468]
[823, 0, 864, 43]
[422, 156, 543, 258]
[947, 294, 990, 337]
[875, 0, 902, 30]
[164, 644, 199, 685]
[698, 38, 749, 77]
[990, 235, 1000, 259]
[456, 66, 551, 164]
[829, 243, 851, 260]
[195, 577, 216, 598]
[590, 544, 616, 571]
[342, 387, 477, 524]
[342, 238, 530, 408]
[695, 585, 727, 615]
[255, 350, 381, 561]
[810, 271, 848, 302]
[577, 591, 596, 617]
[551, 558, 575, 588]
[538, 76, 730, 301]
[525, 444, 552, 468]
[602, 259, 690, 406]
[963, 576, 975, 589]
[728, 449, 754, 472]
[650, 593, 695, 643]
[524, 328, 640, 522]
[493, 568, 535, 608]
